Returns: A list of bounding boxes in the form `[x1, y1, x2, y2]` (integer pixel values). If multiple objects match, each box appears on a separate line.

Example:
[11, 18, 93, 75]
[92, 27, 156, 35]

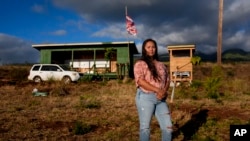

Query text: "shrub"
[204, 77, 220, 99]
[73, 121, 92, 135]
[204, 66, 224, 99]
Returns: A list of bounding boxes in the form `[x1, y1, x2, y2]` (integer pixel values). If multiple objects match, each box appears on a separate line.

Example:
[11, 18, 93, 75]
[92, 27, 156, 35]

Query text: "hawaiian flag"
[126, 15, 137, 36]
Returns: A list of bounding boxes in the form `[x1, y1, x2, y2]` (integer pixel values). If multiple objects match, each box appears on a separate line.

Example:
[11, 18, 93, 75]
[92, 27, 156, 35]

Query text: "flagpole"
[125, 6, 127, 16]
[125, 6, 130, 78]
[125, 6, 139, 78]
[125, 6, 129, 45]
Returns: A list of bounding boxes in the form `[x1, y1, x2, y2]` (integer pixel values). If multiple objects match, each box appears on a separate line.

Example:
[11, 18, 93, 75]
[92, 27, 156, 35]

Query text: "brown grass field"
[0, 62, 249, 141]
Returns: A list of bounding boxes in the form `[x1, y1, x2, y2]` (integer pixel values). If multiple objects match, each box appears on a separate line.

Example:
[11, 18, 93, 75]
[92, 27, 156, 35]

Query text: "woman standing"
[134, 39, 172, 141]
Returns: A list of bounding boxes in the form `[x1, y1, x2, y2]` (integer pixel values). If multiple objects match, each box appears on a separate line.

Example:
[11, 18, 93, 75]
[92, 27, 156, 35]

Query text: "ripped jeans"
[136, 88, 172, 141]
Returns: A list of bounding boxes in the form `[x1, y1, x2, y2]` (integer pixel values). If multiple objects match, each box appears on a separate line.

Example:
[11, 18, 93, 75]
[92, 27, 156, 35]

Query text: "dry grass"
[0, 80, 139, 140]
[0, 63, 250, 141]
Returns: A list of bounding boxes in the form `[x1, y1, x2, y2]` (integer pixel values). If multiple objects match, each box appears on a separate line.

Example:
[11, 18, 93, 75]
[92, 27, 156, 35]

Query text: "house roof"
[32, 41, 139, 54]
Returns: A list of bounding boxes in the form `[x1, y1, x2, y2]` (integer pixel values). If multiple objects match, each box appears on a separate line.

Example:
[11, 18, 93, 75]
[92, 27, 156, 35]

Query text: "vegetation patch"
[73, 121, 94, 135]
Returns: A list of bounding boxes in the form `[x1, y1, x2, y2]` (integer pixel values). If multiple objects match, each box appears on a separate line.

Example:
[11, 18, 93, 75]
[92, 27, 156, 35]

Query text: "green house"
[32, 41, 139, 79]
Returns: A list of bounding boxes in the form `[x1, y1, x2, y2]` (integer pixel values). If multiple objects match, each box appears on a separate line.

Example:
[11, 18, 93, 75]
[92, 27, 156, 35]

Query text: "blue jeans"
[136, 88, 172, 141]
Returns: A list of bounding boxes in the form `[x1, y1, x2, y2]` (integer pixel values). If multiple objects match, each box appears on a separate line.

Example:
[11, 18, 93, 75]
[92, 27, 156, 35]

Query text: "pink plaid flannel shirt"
[134, 60, 169, 93]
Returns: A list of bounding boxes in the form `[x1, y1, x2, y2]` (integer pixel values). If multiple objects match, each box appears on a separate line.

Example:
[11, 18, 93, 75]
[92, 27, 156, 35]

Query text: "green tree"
[191, 56, 201, 65]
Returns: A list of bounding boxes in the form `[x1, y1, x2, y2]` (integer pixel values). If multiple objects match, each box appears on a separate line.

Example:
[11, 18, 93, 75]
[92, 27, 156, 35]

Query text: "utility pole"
[217, 0, 224, 65]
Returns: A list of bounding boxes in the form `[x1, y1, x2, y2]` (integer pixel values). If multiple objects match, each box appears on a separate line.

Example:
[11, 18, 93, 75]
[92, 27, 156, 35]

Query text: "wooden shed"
[167, 44, 195, 83]
[32, 41, 139, 79]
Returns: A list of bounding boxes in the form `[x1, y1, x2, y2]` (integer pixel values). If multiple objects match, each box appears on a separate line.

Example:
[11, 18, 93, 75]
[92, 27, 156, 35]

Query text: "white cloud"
[224, 30, 250, 51]
[31, 4, 45, 13]
[92, 23, 127, 39]
[224, 0, 250, 22]
[50, 30, 67, 36]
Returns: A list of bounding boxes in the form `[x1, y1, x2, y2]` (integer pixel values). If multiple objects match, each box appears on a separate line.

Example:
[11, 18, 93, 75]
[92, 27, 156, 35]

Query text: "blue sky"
[0, 1, 106, 43]
[0, 0, 250, 64]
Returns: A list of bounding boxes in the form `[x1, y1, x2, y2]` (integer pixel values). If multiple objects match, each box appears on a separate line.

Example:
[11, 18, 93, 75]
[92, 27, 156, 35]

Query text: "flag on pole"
[126, 15, 137, 36]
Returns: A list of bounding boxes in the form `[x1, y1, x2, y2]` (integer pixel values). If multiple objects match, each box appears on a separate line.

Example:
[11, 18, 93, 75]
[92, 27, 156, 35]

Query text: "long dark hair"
[140, 38, 160, 81]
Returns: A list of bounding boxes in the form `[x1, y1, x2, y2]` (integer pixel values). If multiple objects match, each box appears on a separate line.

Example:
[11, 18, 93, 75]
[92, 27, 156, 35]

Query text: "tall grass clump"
[204, 77, 221, 99]
[73, 121, 93, 135]
[190, 80, 203, 100]
[204, 66, 223, 99]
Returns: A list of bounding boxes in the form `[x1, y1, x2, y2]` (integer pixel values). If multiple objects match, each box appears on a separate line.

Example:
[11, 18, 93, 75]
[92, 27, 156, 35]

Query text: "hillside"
[135, 48, 250, 62]
[157, 48, 250, 62]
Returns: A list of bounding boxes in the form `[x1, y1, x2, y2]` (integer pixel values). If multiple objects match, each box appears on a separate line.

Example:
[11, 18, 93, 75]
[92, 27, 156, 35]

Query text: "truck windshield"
[59, 65, 71, 71]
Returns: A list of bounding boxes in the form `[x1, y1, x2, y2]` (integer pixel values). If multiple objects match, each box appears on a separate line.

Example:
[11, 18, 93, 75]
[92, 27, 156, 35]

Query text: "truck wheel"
[62, 76, 71, 84]
[34, 76, 42, 83]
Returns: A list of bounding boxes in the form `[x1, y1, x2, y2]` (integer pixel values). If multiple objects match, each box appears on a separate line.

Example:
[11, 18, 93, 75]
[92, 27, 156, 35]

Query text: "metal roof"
[32, 41, 135, 47]
[167, 44, 196, 50]
[32, 41, 139, 54]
